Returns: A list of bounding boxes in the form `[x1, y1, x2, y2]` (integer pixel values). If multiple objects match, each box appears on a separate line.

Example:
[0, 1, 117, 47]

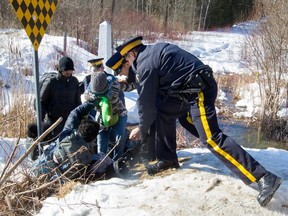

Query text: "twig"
[205, 178, 221, 192]
[0, 114, 22, 124]
[16, 163, 78, 196]
[0, 117, 63, 188]
[87, 136, 121, 177]
[5, 195, 12, 210]
[0, 137, 20, 180]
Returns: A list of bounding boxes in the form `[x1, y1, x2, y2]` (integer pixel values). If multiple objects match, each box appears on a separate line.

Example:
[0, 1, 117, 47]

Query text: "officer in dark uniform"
[80, 57, 126, 106]
[106, 52, 156, 161]
[80, 58, 105, 93]
[116, 36, 282, 206]
[106, 52, 197, 162]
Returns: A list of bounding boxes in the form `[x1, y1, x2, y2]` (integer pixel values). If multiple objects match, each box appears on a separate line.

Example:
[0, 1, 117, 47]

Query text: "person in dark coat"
[40, 56, 82, 136]
[116, 36, 282, 207]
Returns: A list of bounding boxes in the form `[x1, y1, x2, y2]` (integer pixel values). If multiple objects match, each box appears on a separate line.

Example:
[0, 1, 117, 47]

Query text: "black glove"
[121, 146, 141, 168]
[113, 157, 130, 177]
[88, 98, 100, 107]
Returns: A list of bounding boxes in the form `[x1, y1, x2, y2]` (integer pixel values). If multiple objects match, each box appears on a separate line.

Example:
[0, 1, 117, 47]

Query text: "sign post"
[10, 0, 60, 138]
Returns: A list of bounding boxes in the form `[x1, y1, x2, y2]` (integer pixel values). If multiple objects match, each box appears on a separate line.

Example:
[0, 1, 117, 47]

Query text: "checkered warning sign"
[10, 0, 59, 50]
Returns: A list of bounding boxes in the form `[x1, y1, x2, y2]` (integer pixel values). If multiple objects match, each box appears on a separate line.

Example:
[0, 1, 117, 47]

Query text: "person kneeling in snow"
[32, 101, 129, 181]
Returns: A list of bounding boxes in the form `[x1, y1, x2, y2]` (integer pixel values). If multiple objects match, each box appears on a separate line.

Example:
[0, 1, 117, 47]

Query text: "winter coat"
[54, 101, 99, 178]
[132, 43, 211, 135]
[86, 74, 131, 128]
[40, 72, 82, 131]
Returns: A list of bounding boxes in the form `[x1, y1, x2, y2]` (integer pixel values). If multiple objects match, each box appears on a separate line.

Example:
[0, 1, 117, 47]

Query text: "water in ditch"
[218, 118, 287, 150]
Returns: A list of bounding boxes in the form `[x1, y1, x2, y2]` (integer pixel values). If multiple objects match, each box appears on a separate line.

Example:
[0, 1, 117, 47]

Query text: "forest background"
[0, 0, 287, 143]
[1, 0, 257, 52]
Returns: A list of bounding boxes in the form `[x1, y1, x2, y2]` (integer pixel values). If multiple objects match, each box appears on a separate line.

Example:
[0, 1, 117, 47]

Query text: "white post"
[98, 21, 113, 74]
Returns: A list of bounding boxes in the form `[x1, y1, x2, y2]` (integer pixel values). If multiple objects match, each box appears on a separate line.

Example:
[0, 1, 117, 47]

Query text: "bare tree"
[245, 0, 288, 142]
[203, 0, 211, 30]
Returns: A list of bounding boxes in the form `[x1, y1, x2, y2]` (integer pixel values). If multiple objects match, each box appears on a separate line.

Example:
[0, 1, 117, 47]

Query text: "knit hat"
[116, 36, 143, 56]
[90, 71, 109, 95]
[58, 56, 74, 72]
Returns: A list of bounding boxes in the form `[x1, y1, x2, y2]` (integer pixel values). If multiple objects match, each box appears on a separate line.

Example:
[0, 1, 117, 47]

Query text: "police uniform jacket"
[134, 43, 211, 135]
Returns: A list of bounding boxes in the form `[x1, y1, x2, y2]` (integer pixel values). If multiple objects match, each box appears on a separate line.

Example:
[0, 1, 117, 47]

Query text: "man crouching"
[31, 101, 129, 181]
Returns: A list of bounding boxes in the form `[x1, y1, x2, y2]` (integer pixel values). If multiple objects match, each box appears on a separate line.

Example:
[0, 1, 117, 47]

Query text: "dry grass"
[57, 181, 79, 199]
[0, 154, 112, 215]
[0, 102, 35, 138]
[0, 175, 59, 215]
[215, 73, 257, 103]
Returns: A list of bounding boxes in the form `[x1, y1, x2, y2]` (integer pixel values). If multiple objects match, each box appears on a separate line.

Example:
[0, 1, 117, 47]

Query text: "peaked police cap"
[88, 58, 104, 67]
[106, 52, 124, 71]
[116, 36, 143, 56]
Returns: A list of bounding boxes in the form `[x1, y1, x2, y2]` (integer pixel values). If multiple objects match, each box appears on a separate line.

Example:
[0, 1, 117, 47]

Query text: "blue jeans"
[97, 115, 127, 160]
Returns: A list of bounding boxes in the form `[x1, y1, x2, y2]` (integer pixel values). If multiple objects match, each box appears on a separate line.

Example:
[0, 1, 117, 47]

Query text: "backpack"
[31, 141, 59, 179]
[32, 133, 94, 180]
[34, 72, 58, 111]
[39, 71, 58, 89]
[52, 133, 94, 179]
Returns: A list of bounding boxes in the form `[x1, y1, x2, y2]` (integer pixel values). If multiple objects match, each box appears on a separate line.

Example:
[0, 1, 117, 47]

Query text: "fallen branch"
[205, 177, 221, 192]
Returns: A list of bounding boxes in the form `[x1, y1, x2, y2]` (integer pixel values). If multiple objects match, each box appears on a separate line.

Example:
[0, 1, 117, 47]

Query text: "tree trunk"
[203, 0, 211, 30]
[198, 0, 204, 31]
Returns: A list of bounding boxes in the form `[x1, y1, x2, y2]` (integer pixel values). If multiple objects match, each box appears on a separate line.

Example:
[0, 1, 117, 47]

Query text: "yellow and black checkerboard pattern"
[10, 0, 59, 50]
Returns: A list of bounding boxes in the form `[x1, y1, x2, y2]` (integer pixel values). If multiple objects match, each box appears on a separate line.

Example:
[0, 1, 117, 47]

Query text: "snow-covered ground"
[0, 22, 287, 215]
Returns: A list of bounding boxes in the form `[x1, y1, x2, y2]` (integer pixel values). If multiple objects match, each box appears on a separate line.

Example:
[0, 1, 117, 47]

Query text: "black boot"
[147, 160, 179, 176]
[257, 172, 282, 206]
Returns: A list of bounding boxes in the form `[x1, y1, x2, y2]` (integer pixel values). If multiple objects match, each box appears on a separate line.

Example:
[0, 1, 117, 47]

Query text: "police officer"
[106, 52, 156, 161]
[106, 52, 197, 162]
[116, 36, 282, 206]
[80, 58, 105, 93]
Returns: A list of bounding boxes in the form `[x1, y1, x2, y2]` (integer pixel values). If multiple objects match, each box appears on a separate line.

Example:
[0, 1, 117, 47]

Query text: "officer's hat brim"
[116, 36, 143, 56]
[106, 52, 124, 71]
[88, 58, 104, 66]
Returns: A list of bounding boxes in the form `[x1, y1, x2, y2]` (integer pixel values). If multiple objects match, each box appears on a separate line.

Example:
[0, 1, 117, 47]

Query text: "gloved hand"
[87, 96, 100, 107]
[113, 157, 130, 177]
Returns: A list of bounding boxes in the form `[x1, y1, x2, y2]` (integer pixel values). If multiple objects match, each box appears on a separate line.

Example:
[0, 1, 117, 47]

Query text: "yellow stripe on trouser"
[186, 112, 193, 124]
[198, 92, 256, 183]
